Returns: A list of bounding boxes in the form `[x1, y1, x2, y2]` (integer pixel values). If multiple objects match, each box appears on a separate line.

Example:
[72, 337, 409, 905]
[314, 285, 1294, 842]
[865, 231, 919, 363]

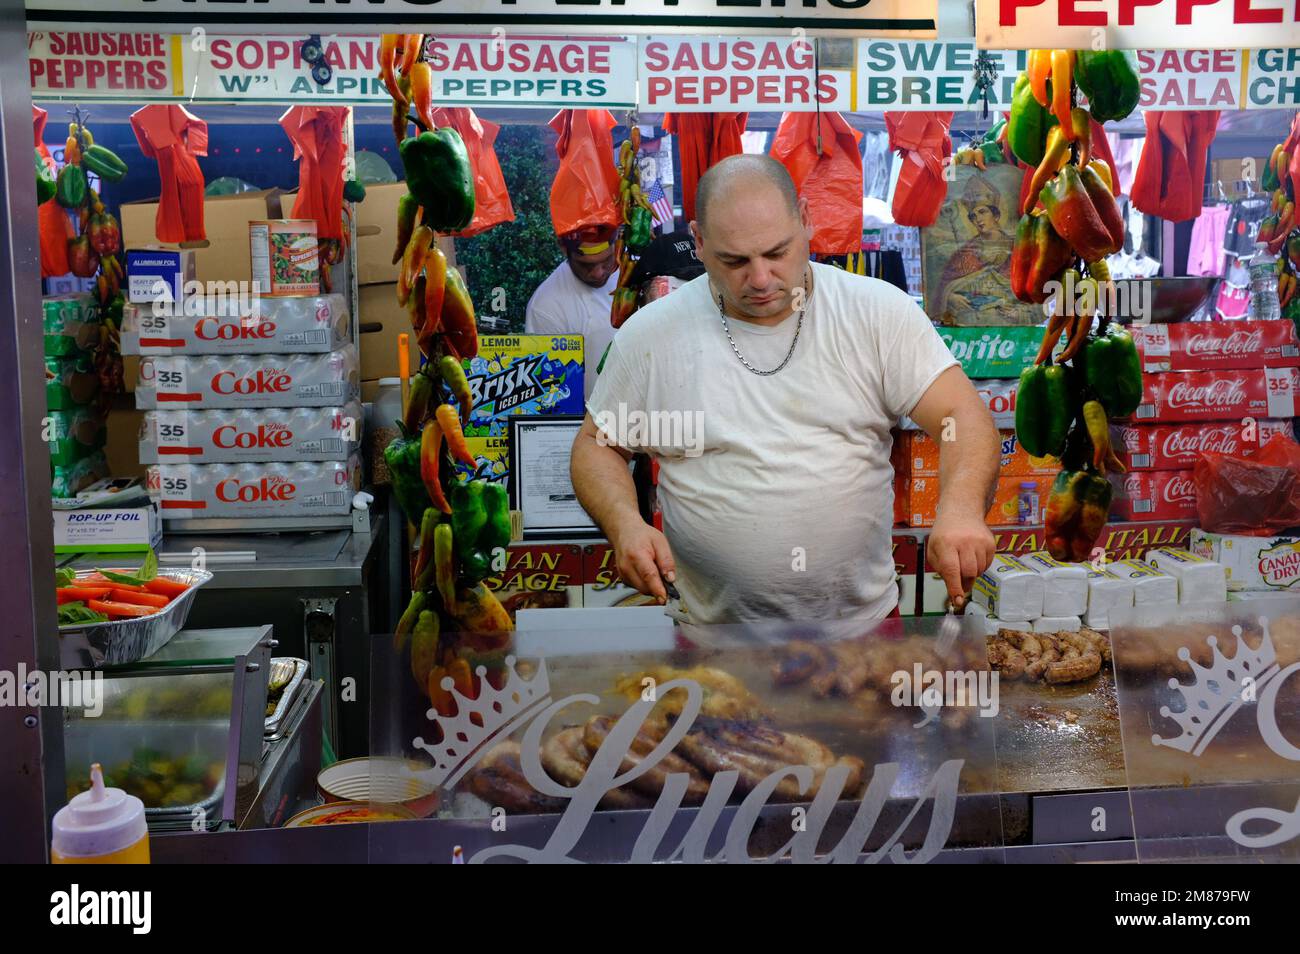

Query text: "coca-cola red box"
[1132, 321, 1300, 372]
[1110, 470, 1199, 521]
[1133, 367, 1300, 422]
[1111, 419, 1296, 471]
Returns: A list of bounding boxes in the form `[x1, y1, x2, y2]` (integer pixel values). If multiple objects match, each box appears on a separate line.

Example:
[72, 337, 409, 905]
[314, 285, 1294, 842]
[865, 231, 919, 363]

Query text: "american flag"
[646, 178, 674, 229]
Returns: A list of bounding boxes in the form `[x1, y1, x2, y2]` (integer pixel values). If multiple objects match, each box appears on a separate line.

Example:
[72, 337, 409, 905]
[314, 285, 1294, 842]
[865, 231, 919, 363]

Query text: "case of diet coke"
[1110, 470, 1199, 522]
[147, 458, 361, 518]
[1133, 367, 1300, 422]
[1110, 419, 1296, 471]
[1131, 320, 1300, 372]
[134, 346, 359, 409]
[121, 294, 349, 355]
[138, 402, 361, 464]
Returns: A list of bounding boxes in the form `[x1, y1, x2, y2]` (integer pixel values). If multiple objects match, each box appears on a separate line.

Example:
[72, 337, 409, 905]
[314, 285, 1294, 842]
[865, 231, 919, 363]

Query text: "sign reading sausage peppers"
[639, 36, 852, 112]
[182, 34, 636, 107]
[28, 31, 178, 98]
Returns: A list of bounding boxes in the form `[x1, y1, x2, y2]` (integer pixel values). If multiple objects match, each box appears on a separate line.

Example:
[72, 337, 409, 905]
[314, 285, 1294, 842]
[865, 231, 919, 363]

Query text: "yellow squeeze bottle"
[51, 763, 150, 864]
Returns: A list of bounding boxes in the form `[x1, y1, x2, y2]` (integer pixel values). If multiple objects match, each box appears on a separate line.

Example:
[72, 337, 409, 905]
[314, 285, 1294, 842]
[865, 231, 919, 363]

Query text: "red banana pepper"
[398, 225, 434, 307]
[379, 34, 407, 106]
[1010, 212, 1074, 305]
[440, 267, 479, 359]
[410, 61, 434, 132]
[1051, 50, 1075, 135]
[399, 34, 423, 77]
[420, 418, 452, 514]
[436, 403, 476, 468]
[391, 193, 420, 266]
[439, 354, 474, 427]
[1022, 125, 1071, 216]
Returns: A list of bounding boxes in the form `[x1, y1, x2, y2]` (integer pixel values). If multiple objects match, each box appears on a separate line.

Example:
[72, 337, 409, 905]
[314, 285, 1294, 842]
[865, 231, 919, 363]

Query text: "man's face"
[567, 245, 618, 288]
[690, 185, 813, 322]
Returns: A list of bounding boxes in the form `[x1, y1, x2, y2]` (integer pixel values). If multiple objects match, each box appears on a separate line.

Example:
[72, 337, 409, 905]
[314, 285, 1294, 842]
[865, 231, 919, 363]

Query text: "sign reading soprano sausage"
[1244, 49, 1300, 109]
[639, 36, 852, 112]
[182, 34, 635, 107]
[28, 31, 178, 99]
[976, 0, 1300, 51]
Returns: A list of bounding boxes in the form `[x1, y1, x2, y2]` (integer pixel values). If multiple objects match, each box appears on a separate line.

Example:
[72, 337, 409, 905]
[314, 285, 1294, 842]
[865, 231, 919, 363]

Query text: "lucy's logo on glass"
[1150, 616, 1300, 849]
[403, 657, 964, 864]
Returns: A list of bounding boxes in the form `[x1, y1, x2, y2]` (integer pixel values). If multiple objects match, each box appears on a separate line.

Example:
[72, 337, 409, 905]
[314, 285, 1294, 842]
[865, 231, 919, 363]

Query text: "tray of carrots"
[57, 551, 213, 668]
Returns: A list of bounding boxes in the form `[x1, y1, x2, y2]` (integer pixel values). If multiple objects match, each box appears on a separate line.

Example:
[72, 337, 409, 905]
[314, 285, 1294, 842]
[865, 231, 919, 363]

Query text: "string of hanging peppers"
[376, 33, 514, 718]
[1258, 116, 1300, 314]
[1006, 49, 1144, 564]
[609, 125, 654, 330]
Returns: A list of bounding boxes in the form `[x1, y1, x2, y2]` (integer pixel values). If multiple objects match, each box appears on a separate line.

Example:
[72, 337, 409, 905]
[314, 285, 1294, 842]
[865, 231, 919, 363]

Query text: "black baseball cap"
[628, 229, 705, 287]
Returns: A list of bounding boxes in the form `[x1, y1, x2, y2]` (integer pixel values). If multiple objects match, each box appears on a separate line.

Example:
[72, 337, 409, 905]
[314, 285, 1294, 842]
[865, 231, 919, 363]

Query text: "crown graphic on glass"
[410, 656, 552, 790]
[1152, 619, 1279, 756]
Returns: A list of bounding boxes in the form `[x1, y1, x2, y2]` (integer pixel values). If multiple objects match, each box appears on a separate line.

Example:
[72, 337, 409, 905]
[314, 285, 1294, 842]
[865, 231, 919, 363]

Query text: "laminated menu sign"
[461, 336, 584, 436]
[484, 544, 584, 618]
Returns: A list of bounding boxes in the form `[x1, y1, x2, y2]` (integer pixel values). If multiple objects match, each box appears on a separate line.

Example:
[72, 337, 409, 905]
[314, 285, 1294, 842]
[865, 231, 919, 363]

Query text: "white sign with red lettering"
[1136, 48, 1241, 109]
[28, 31, 177, 99]
[182, 34, 636, 107]
[976, 0, 1300, 51]
[639, 36, 852, 112]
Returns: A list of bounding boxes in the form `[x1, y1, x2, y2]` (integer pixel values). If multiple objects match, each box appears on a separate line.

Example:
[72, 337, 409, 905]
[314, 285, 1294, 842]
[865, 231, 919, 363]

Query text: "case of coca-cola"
[902, 378, 1017, 430]
[147, 458, 361, 518]
[1110, 470, 1199, 521]
[138, 402, 361, 464]
[1111, 419, 1296, 471]
[1132, 367, 1300, 422]
[121, 294, 349, 355]
[1132, 320, 1300, 372]
[134, 346, 358, 409]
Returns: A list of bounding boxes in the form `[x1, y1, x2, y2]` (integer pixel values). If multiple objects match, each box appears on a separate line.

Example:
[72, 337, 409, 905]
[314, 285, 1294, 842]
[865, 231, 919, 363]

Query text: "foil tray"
[58, 568, 214, 669]
[264, 658, 309, 739]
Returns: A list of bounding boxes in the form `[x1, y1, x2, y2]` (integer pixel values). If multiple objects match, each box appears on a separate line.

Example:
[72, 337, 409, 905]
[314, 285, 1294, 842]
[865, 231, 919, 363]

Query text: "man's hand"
[928, 510, 995, 608]
[611, 518, 677, 603]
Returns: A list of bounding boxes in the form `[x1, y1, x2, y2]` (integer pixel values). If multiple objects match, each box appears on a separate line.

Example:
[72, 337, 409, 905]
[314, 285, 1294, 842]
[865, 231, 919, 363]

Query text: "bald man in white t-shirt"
[571, 155, 1000, 626]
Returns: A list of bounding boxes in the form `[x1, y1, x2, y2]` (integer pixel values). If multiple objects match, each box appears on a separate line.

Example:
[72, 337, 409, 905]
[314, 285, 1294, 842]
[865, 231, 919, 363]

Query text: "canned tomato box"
[139, 402, 362, 464]
[134, 346, 358, 409]
[250, 220, 319, 297]
[147, 457, 360, 518]
[1109, 469, 1198, 522]
[121, 294, 348, 355]
[1111, 419, 1295, 470]
[1133, 368, 1300, 422]
[1132, 320, 1300, 372]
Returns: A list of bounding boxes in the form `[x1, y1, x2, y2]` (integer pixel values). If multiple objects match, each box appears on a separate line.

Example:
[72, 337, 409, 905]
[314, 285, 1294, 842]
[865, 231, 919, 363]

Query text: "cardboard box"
[120, 189, 284, 288]
[464, 335, 586, 436]
[937, 327, 1042, 378]
[104, 402, 146, 480]
[897, 429, 1057, 480]
[1189, 528, 1300, 592]
[53, 501, 161, 554]
[125, 248, 197, 304]
[456, 435, 510, 484]
[900, 474, 1048, 528]
[357, 282, 420, 381]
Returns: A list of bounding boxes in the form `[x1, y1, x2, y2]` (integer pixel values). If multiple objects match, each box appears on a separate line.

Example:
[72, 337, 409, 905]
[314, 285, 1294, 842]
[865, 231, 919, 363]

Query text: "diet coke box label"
[1110, 469, 1199, 521]
[1133, 321, 1300, 372]
[1111, 419, 1296, 470]
[135, 346, 358, 409]
[1133, 368, 1300, 422]
[139, 402, 362, 463]
[121, 294, 349, 355]
[147, 458, 360, 517]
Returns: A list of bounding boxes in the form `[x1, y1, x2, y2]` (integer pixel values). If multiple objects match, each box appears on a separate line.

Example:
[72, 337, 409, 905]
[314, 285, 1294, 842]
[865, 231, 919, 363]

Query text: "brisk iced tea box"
[459, 335, 585, 437]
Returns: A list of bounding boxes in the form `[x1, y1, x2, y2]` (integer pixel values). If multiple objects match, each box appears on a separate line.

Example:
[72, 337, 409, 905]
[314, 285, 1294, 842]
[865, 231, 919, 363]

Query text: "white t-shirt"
[524, 261, 619, 403]
[587, 262, 957, 626]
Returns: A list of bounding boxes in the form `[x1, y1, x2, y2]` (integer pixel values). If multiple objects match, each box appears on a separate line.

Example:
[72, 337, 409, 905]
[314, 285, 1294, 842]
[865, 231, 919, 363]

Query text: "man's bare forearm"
[936, 403, 1000, 520]
[571, 424, 642, 545]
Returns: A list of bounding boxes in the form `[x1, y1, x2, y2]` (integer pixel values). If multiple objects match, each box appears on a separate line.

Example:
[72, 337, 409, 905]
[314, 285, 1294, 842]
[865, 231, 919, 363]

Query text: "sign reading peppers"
[1007, 48, 1145, 565]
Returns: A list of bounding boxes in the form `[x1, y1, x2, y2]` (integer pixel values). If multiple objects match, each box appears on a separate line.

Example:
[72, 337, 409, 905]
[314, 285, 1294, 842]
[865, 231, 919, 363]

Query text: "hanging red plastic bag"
[662, 112, 747, 224]
[1131, 110, 1220, 223]
[430, 107, 514, 238]
[280, 105, 348, 241]
[885, 111, 954, 228]
[34, 106, 71, 277]
[130, 104, 208, 244]
[770, 112, 864, 255]
[548, 109, 621, 237]
[1193, 434, 1300, 536]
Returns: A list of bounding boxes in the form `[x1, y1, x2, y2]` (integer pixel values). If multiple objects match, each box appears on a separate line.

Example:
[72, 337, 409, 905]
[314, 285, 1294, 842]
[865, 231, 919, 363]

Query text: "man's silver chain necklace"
[716, 271, 809, 376]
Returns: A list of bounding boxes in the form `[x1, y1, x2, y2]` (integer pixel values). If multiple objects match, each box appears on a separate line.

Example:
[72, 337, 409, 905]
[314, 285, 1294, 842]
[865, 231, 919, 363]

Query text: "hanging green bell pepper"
[383, 428, 433, 527]
[625, 205, 653, 252]
[1083, 324, 1143, 418]
[399, 129, 475, 232]
[1074, 50, 1141, 123]
[35, 150, 56, 205]
[1015, 363, 1071, 458]
[1007, 72, 1058, 167]
[450, 479, 511, 584]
